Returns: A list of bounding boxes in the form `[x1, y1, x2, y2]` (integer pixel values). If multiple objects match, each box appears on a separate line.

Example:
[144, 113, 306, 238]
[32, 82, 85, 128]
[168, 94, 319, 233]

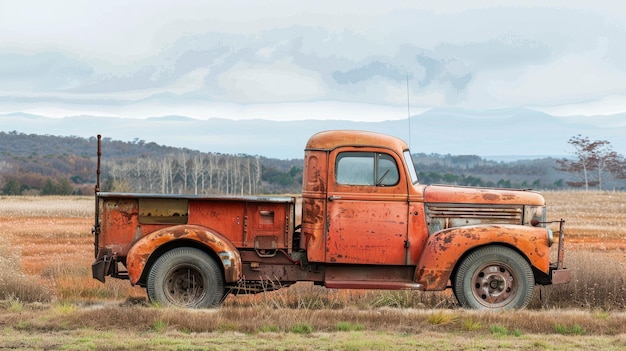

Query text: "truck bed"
[95, 192, 297, 259]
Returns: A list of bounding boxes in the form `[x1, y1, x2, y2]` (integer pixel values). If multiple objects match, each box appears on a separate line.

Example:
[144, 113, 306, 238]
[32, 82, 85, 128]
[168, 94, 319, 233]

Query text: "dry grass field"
[1, 192, 626, 350]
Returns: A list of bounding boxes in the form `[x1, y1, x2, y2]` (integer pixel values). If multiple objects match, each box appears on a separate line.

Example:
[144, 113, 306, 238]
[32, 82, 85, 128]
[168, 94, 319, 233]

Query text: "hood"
[423, 184, 545, 206]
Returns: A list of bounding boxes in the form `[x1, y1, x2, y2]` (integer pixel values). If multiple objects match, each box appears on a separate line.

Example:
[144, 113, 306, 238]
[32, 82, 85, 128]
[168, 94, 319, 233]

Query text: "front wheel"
[147, 247, 225, 308]
[453, 246, 534, 310]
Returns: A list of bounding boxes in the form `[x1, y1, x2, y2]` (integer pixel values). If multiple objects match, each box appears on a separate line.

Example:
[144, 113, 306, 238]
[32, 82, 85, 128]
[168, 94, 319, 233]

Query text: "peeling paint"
[94, 131, 568, 307]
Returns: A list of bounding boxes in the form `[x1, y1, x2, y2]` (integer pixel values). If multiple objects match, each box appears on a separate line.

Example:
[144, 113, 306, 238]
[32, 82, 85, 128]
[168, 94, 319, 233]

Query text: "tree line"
[103, 152, 302, 196]
[0, 132, 303, 196]
[416, 171, 555, 189]
[1, 131, 626, 195]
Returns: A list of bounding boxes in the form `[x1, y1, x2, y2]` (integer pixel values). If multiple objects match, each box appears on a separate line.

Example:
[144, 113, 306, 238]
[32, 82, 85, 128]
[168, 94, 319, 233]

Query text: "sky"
[1, 1, 626, 124]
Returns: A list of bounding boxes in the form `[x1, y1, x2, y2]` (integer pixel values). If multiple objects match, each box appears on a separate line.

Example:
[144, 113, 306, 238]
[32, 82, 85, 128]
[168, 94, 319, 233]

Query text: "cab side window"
[336, 152, 399, 186]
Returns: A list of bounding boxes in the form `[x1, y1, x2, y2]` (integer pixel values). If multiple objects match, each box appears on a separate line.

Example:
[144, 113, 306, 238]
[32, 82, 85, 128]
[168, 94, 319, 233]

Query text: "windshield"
[403, 150, 419, 184]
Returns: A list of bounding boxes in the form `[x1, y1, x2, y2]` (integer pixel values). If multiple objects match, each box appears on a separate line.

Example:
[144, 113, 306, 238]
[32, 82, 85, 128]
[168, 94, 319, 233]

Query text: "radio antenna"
[406, 74, 411, 149]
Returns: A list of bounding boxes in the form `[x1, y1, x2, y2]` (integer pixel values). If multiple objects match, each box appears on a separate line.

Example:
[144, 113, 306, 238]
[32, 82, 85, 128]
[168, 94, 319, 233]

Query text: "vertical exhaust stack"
[93, 134, 102, 259]
[96, 134, 101, 193]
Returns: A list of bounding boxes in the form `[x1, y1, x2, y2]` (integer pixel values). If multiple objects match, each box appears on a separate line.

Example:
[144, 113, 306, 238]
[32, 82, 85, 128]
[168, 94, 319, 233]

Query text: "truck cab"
[301, 130, 569, 308]
[302, 130, 420, 266]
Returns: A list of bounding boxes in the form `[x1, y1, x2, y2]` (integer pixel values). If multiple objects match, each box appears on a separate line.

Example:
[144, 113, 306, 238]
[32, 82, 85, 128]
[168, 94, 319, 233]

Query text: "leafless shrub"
[0, 246, 52, 303]
[224, 282, 458, 310]
[533, 250, 626, 310]
[7, 303, 626, 336]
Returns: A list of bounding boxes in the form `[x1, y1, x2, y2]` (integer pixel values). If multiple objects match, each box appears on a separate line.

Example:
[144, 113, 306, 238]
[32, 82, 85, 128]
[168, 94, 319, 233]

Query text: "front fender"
[126, 225, 242, 285]
[415, 225, 551, 290]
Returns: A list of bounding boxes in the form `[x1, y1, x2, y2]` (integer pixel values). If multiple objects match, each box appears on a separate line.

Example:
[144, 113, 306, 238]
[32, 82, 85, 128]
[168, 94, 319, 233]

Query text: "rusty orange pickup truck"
[92, 130, 570, 310]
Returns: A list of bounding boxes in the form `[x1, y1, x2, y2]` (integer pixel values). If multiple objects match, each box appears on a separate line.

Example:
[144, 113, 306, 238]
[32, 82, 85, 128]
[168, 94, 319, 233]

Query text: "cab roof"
[305, 130, 409, 152]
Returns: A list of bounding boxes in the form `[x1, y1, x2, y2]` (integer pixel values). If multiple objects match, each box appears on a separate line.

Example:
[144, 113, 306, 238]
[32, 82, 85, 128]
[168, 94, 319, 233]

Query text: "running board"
[324, 280, 424, 290]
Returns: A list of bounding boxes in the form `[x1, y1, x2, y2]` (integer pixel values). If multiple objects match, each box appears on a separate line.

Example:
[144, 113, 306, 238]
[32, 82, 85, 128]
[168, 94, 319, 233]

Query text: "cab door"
[325, 149, 409, 265]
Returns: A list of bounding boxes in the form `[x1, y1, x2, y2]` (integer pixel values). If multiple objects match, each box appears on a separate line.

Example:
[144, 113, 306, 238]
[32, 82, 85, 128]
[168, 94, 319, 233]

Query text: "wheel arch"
[126, 225, 242, 287]
[415, 224, 551, 290]
[449, 242, 532, 288]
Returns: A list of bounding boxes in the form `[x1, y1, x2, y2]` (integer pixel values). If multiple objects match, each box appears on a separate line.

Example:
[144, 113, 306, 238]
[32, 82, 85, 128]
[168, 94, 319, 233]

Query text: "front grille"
[426, 204, 524, 233]
[427, 205, 523, 221]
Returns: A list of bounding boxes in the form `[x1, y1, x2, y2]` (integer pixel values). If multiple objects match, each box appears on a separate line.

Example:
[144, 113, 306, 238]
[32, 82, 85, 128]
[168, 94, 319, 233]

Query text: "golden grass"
[2, 326, 624, 351]
[2, 193, 626, 349]
[543, 191, 626, 241]
[3, 303, 626, 336]
[0, 195, 93, 218]
[1, 192, 625, 309]
[2, 303, 626, 350]
[0, 196, 143, 303]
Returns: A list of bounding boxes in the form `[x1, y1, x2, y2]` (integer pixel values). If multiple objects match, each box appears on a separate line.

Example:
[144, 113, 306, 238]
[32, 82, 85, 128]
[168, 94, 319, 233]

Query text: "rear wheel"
[453, 246, 534, 310]
[147, 247, 224, 308]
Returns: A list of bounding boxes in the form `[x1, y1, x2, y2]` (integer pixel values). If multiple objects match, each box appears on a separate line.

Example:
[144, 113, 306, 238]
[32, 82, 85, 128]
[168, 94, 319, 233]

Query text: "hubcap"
[164, 265, 206, 306]
[471, 264, 516, 308]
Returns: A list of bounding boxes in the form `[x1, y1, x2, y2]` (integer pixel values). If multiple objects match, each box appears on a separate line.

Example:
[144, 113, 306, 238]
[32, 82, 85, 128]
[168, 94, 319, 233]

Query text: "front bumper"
[550, 265, 571, 284]
[549, 219, 571, 284]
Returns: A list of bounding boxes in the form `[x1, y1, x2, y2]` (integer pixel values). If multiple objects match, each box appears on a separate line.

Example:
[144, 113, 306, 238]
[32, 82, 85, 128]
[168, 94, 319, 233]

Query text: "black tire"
[453, 246, 534, 310]
[147, 247, 225, 308]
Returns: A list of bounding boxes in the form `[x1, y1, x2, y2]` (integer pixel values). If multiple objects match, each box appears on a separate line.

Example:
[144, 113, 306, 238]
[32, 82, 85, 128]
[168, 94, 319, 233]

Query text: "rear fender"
[415, 225, 551, 290]
[126, 225, 242, 285]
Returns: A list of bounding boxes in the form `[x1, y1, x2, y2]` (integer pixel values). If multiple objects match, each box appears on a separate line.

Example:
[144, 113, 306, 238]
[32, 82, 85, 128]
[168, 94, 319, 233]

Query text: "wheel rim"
[470, 263, 517, 308]
[163, 264, 206, 307]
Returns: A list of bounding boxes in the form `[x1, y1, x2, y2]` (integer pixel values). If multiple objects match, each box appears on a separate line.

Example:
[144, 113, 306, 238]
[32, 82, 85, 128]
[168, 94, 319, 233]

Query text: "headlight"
[524, 205, 546, 227]
[547, 227, 554, 247]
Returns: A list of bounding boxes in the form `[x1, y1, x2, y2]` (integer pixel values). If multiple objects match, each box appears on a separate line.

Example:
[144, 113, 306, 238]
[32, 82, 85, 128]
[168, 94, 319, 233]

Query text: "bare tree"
[143, 158, 159, 193]
[159, 157, 173, 193]
[190, 153, 203, 195]
[557, 135, 623, 190]
[177, 152, 189, 194]
[205, 153, 218, 194]
[245, 157, 252, 195]
[215, 155, 227, 195]
[132, 158, 144, 192]
[108, 161, 132, 192]
[255, 156, 261, 194]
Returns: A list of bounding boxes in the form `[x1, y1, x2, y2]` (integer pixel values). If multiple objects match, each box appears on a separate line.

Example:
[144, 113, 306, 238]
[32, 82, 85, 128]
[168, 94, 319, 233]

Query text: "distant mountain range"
[1, 108, 624, 160]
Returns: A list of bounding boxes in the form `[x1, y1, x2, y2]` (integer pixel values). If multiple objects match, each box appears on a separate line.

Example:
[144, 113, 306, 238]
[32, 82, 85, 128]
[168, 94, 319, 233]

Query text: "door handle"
[328, 195, 342, 201]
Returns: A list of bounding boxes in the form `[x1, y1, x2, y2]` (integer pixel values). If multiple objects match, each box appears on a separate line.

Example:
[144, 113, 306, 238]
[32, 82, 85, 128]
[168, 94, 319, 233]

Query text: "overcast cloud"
[1, 1, 625, 121]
